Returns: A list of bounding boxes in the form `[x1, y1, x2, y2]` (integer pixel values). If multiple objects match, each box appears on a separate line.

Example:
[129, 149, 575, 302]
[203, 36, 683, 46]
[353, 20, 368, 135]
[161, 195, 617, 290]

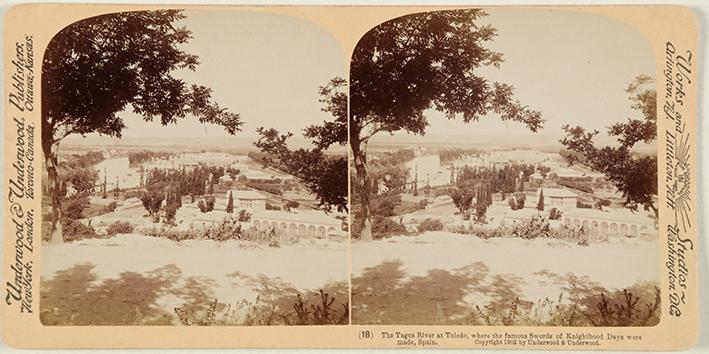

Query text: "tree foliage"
[42, 10, 242, 144]
[560, 75, 658, 217]
[349, 9, 543, 240]
[350, 9, 543, 142]
[451, 188, 474, 220]
[254, 77, 348, 212]
[42, 10, 242, 242]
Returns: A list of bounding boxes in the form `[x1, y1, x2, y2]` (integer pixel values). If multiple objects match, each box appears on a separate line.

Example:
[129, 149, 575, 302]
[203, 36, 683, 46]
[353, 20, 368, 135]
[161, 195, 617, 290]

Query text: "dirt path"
[40, 235, 348, 325]
[351, 232, 659, 325]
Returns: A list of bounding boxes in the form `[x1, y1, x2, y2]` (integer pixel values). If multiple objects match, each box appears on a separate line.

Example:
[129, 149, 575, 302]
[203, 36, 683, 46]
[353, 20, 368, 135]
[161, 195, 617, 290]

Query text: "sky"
[112, 9, 346, 139]
[83, 8, 654, 142]
[392, 7, 656, 140]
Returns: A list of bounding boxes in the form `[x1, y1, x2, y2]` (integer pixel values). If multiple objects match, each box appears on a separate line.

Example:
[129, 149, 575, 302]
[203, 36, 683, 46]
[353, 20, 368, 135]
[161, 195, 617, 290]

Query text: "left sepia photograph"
[39, 9, 350, 326]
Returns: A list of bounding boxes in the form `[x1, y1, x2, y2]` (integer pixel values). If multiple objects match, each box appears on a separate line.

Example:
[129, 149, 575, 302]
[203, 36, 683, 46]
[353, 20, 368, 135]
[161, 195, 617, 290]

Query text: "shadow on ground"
[40, 264, 349, 326]
[352, 261, 661, 326]
[352, 260, 502, 324]
[40, 263, 180, 325]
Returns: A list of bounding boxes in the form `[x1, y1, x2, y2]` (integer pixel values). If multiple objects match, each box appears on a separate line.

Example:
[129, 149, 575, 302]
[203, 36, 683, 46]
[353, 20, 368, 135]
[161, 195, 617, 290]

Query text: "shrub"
[61, 218, 97, 242]
[511, 215, 549, 239]
[240, 227, 280, 247]
[145, 227, 194, 242]
[238, 210, 252, 222]
[285, 200, 300, 211]
[203, 217, 242, 242]
[516, 193, 526, 209]
[164, 203, 178, 225]
[141, 190, 164, 222]
[246, 181, 282, 195]
[447, 224, 507, 239]
[417, 199, 429, 209]
[595, 199, 611, 210]
[465, 284, 660, 327]
[371, 191, 401, 217]
[549, 224, 589, 244]
[265, 203, 281, 210]
[549, 207, 563, 220]
[104, 201, 118, 213]
[576, 200, 592, 209]
[63, 195, 90, 219]
[474, 201, 488, 224]
[371, 215, 406, 237]
[417, 218, 444, 232]
[106, 221, 133, 235]
[508, 197, 518, 210]
[198, 196, 216, 213]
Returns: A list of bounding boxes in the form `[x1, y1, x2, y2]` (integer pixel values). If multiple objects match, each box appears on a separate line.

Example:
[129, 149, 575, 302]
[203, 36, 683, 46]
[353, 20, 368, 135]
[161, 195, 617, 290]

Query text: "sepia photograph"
[0, 1, 703, 351]
[39, 9, 350, 326]
[349, 8, 661, 326]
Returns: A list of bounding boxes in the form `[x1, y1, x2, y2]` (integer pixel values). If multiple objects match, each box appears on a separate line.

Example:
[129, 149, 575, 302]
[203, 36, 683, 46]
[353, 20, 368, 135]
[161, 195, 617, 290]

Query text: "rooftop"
[537, 187, 577, 198]
[227, 189, 267, 200]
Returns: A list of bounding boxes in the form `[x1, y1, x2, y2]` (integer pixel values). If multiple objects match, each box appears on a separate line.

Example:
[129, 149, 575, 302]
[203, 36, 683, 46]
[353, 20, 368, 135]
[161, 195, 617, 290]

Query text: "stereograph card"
[0, 3, 701, 350]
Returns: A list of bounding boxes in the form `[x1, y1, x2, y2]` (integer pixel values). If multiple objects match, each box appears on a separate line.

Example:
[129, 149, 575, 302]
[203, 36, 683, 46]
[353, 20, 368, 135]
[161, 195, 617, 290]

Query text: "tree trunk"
[649, 203, 659, 220]
[351, 139, 372, 241]
[42, 137, 63, 243]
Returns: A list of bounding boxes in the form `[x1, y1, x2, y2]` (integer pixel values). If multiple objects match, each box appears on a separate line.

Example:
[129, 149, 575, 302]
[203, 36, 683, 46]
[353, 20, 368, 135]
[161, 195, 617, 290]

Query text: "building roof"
[537, 187, 577, 198]
[227, 189, 267, 200]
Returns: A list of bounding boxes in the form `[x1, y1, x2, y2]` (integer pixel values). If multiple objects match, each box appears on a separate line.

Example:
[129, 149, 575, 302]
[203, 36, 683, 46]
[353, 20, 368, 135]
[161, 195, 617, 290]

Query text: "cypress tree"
[226, 191, 234, 213]
[537, 188, 545, 211]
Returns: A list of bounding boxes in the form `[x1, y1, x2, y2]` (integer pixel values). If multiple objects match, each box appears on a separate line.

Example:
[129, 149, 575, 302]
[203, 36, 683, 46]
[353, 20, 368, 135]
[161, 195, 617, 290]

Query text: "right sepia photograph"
[349, 8, 660, 326]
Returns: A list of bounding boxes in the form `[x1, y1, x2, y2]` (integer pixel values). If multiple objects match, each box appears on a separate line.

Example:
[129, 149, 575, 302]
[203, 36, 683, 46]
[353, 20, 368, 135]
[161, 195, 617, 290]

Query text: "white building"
[536, 188, 577, 209]
[226, 189, 267, 210]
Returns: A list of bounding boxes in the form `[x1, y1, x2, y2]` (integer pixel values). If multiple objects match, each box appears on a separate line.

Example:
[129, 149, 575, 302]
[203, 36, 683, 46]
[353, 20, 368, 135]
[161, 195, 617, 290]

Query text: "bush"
[595, 199, 611, 210]
[508, 197, 518, 210]
[106, 221, 133, 235]
[417, 199, 429, 209]
[576, 200, 592, 209]
[246, 181, 282, 195]
[240, 227, 281, 247]
[549, 207, 563, 220]
[145, 227, 194, 242]
[198, 196, 216, 213]
[63, 195, 90, 219]
[511, 215, 549, 239]
[61, 218, 97, 242]
[238, 210, 252, 222]
[285, 200, 300, 211]
[417, 218, 444, 232]
[104, 201, 118, 213]
[448, 215, 590, 244]
[447, 224, 507, 239]
[371, 215, 406, 237]
[265, 203, 281, 210]
[202, 217, 242, 242]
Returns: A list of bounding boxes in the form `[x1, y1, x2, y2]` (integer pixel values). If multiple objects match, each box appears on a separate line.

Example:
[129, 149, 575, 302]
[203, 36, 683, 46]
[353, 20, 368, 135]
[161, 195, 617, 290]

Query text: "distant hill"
[369, 133, 656, 153]
[62, 135, 347, 154]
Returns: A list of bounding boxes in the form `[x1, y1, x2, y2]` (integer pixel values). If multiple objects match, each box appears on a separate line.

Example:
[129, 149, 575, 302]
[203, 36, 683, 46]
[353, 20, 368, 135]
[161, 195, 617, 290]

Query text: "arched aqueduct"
[563, 216, 654, 242]
[251, 219, 339, 238]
